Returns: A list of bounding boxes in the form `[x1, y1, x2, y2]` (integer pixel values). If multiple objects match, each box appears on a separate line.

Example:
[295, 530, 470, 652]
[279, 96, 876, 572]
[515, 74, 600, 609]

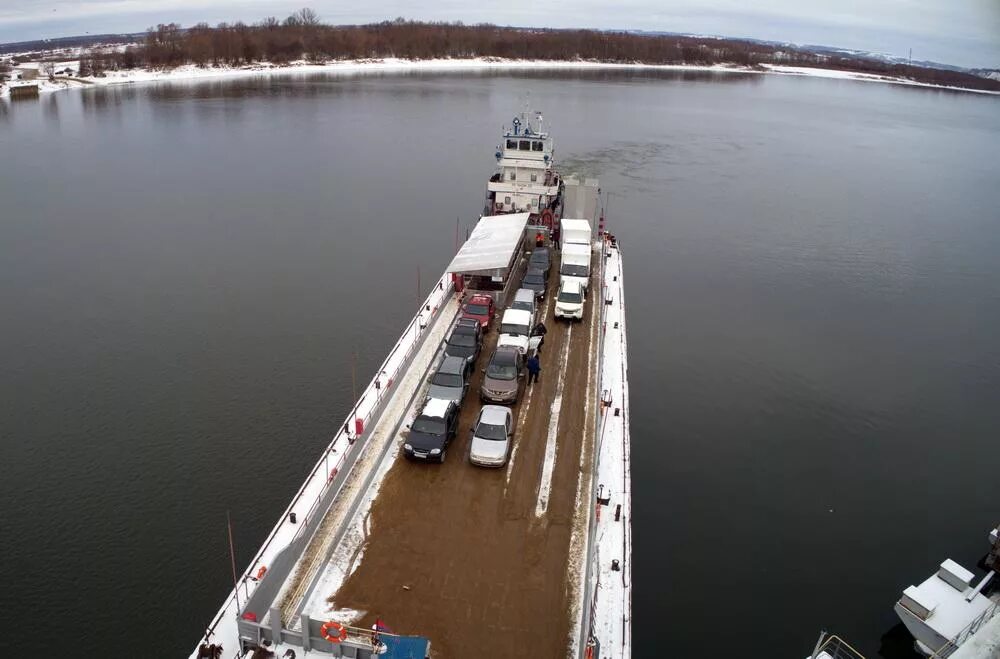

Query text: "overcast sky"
[1, 0, 997, 68]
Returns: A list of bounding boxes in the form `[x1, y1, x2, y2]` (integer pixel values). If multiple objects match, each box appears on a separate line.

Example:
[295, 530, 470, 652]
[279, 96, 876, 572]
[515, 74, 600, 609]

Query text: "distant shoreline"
[4, 57, 1000, 99]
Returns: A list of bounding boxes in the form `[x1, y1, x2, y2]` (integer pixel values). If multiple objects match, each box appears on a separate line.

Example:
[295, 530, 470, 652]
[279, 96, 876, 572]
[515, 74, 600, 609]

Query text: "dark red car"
[461, 293, 495, 330]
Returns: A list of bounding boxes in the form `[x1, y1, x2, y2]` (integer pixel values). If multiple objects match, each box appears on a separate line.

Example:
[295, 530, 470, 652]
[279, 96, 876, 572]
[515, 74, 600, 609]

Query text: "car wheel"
[438, 449, 447, 464]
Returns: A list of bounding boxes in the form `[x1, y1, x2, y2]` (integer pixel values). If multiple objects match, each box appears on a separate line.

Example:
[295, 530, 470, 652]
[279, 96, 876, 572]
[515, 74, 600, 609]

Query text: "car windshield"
[411, 416, 445, 435]
[477, 422, 507, 441]
[560, 263, 589, 277]
[486, 357, 518, 380]
[511, 301, 532, 313]
[524, 274, 544, 285]
[432, 372, 463, 387]
[465, 303, 489, 315]
[449, 333, 476, 347]
[558, 291, 582, 304]
[500, 323, 529, 336]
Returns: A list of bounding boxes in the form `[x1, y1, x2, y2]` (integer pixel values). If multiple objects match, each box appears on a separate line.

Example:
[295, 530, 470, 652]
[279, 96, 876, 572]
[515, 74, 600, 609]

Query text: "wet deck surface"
[330, 250, 601, 656]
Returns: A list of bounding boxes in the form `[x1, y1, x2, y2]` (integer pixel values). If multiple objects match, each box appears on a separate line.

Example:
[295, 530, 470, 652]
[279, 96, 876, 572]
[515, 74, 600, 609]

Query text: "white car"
[470, 405, 514, 467]
[555, 278, 586, 320]
[497, 308, 534, 355]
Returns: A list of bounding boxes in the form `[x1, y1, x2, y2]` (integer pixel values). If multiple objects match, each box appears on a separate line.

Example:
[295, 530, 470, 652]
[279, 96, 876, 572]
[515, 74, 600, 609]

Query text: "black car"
[444, 318, 482, 364]
[404, 398, 459, 463]
[528, 246, 551, 274]
[522, 267, 548, 300]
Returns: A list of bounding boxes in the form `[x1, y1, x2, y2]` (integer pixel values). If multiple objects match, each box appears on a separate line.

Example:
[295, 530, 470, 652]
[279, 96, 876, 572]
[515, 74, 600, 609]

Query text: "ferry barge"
[192, 114, 631, 659]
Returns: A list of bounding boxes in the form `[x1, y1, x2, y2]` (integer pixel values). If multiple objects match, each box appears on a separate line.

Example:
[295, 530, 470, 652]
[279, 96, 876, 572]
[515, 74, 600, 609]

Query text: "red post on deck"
[355, 418, 364, 437]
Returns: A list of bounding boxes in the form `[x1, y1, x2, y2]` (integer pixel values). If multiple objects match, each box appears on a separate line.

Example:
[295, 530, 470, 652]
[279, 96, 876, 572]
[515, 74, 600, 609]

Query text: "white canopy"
[447, 213, 530, 276]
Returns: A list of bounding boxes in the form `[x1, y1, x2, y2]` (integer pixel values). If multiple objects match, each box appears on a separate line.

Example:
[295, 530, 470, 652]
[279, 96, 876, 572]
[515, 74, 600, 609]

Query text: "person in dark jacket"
[526, 354, 541, 385]
[531, 321, 547, 353]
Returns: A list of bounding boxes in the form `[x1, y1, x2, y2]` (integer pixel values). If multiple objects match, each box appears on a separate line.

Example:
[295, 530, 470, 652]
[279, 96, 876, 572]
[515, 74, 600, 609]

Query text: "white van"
[497, 308, 542, 355]
[510, 288, 537, 324]
[555, 278, 586, 320]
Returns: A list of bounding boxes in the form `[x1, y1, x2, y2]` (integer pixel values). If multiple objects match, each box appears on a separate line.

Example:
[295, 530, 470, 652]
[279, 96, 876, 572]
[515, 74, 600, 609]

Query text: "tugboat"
[484, 110, 563, 231]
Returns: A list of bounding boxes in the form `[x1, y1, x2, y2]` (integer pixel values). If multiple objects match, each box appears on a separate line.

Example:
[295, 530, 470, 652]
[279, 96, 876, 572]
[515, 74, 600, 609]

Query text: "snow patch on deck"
[534, 323, 572, 517]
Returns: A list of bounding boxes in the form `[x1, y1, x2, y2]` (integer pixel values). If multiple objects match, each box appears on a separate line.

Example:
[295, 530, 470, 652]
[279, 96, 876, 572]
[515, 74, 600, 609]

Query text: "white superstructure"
[894, 526, 1000, 657]
[485, 111, 562, 217]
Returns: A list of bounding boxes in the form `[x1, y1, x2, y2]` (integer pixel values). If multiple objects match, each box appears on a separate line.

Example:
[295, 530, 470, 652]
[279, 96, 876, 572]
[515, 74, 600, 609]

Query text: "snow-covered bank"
[761, 63, 1000, 95]
[3, 57, 998, 99]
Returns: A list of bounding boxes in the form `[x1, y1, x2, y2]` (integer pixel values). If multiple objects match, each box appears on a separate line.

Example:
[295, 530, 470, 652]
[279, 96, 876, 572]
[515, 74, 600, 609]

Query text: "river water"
[1, 69, 998, 657]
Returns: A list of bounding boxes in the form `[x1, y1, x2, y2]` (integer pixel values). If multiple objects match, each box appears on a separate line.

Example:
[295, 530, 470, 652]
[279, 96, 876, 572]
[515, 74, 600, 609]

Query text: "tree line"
[75, 11, 1000, 92]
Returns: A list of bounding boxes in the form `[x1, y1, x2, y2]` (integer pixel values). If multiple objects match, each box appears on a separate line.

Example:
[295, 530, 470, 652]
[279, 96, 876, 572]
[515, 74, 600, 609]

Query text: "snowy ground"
[4, 56, 998, 99]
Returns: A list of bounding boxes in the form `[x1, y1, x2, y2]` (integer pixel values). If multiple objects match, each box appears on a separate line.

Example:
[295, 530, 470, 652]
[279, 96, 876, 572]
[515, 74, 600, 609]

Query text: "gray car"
[510, 288, 537, 322]
[469, 405, 514, 467]
[480, 347, 524, 404]
[427, 355, 471, 404]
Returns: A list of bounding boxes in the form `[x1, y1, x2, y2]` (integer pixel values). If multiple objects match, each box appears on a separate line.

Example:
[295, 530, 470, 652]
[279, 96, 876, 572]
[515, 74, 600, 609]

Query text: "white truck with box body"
[560, 242, 591, 291]
[560, 218, 592, 251]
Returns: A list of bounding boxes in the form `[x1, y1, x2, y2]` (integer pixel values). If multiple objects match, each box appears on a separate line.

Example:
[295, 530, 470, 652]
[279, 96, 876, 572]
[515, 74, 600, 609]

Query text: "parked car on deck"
[555, 278, 586, 321]
[461, 293, 495, 330]
[497, 308, 533, 355]
[510, 288, 537, 323]
[522, 267, 548, 300]
[427, 355, 472, 404]
[480, 347, 524, 404]
[404, 397, 459, 463]
[469, 405, 514, 467]
[444, 318, 482, 365]
[528, 246, 551, 274]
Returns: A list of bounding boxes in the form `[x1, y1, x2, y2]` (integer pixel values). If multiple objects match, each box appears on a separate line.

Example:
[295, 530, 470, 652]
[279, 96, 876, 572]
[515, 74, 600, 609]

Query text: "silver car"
[470, 405, 514, 467]
[427, 355, 471, 404]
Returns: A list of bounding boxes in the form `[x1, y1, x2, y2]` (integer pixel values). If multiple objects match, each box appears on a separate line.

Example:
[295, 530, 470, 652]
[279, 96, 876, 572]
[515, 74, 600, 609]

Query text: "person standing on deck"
[526, 353, 541, 385]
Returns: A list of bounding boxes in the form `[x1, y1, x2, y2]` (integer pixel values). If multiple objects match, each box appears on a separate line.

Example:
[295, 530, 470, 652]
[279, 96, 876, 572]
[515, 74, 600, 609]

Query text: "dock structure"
[193, 180, 631, 659]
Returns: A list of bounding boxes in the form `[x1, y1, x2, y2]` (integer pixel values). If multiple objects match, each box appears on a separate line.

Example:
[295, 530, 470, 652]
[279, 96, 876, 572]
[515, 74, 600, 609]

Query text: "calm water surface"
[1, 69, 998, 657]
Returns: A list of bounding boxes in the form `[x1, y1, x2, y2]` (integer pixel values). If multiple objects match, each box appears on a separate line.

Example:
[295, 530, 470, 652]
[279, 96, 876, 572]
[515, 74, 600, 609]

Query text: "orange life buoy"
[255, 566, 267, 580]
[321, 621, 348, 643]
[540, 208, 554, 229]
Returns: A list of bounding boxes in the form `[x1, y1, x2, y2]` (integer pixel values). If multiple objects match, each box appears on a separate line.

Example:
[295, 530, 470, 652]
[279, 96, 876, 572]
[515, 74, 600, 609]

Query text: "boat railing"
[929, 598, 1000, 658]
[809, 632, 867, 659]
[198, 272, 455, 649]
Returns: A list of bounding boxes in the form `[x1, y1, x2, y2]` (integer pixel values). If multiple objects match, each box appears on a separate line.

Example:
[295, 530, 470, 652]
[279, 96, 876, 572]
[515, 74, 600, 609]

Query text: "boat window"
[509, 171, 516, 181]
[519, 140, 531, 150]
[504, 196, 511, 204]
[506, 139, 517, 149]
[530, 174, 537, 182]
[532, 141, 544, 151]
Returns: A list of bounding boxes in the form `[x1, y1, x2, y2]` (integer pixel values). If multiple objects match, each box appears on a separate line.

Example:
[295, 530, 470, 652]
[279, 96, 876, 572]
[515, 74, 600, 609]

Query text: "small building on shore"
[8, 80, 40, 99]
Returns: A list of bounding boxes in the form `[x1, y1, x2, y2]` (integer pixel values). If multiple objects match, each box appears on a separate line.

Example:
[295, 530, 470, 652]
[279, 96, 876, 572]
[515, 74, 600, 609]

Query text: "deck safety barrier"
[929, 600, 1000, 658]
[809, 632, 867, 659]
[200, 272, 455, 652]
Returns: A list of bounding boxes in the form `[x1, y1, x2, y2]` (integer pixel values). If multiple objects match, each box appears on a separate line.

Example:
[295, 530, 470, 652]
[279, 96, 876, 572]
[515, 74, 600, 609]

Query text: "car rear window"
[412, 417, 445, 435]
[450, 334, 476, 347]
[432, 372, 463, 387]
[465, 303, 489, 315]
[477, 422, 507, 441]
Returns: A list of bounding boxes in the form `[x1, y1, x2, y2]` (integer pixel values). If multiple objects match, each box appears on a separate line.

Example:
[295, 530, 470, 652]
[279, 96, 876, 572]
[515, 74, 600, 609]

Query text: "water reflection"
[42, 93, 60, 126]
